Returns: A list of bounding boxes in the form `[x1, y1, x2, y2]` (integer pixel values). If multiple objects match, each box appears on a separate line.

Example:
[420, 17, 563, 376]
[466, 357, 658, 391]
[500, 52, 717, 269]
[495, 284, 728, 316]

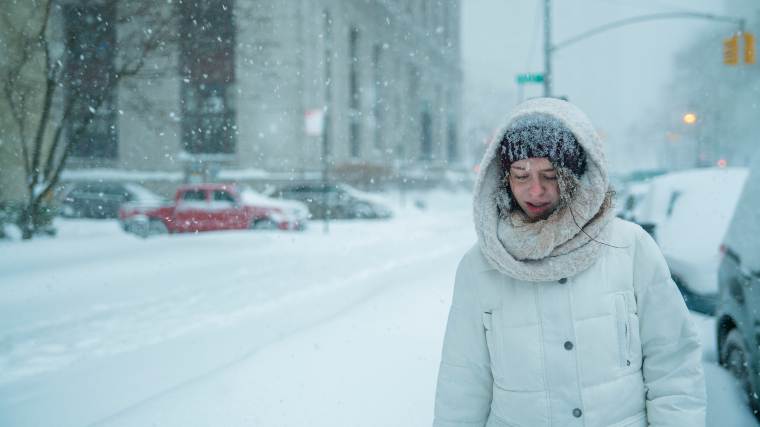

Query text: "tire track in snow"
[0, 214, 470, 386]
[85, 237, 471, 427]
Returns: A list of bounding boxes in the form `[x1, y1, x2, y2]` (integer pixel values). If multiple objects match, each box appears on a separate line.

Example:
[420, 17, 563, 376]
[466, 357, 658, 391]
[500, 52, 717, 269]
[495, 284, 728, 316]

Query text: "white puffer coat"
[433, 99, 706, 427]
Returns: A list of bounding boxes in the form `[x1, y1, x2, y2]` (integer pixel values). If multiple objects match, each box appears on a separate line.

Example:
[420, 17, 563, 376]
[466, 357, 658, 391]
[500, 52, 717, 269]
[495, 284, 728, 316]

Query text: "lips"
[525, 202, 549, 213]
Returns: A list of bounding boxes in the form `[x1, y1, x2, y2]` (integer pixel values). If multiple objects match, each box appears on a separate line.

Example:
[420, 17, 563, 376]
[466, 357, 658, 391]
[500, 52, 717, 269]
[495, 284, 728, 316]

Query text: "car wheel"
[352, 202, 374, 219]
[722, 328, 759, 412]
[250, 218, 278, 230]
[148, 220, 169, 236]
[60, 205, 76, 218]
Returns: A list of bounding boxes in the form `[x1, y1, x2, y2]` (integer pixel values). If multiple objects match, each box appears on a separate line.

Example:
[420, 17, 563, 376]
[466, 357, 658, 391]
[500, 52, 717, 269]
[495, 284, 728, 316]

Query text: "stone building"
[59, 0, 464, 189]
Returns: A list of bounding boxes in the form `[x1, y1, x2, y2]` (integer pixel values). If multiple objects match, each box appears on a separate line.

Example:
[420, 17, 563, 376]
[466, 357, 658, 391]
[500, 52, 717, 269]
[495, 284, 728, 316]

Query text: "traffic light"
[724, 34, 738, 65]
[745, 32, 756, 65]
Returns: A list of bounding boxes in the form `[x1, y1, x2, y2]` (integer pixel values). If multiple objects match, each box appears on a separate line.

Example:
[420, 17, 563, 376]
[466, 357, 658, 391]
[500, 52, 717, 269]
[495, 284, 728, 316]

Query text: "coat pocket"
[614, 294, 630, 368]
[482, 309, 544, 391]
[614, 292, 642, 370]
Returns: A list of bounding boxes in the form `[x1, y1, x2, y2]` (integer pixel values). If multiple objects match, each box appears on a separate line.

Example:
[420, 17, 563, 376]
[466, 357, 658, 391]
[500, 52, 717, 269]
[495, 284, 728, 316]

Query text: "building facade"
[60, 0, 463, 189]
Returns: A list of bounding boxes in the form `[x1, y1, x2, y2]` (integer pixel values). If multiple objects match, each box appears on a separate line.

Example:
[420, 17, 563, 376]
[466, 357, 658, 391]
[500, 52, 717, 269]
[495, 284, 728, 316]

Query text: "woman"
[433, 98, 705, 427]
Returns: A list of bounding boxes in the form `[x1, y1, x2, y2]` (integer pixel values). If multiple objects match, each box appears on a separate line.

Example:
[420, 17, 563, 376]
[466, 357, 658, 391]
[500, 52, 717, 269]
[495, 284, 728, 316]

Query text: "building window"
[442, 1, 450, 42]
[64, 4, 118, 159]
[421, 0, 429, 31]
[348, 26, 361, 158]
[181, 82, 235, 154]
[372, 44, 383, 150]
[323, 10, 333, 156]
[447, 120, 458, 162]
[421, 109, 433, 161]
[179, 0, 236, 155]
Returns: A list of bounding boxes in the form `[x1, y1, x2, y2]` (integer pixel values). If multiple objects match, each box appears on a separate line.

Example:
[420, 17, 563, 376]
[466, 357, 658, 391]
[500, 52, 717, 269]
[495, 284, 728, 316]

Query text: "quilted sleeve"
[433, 254, 493, 427]
[632, 227, 707, 426]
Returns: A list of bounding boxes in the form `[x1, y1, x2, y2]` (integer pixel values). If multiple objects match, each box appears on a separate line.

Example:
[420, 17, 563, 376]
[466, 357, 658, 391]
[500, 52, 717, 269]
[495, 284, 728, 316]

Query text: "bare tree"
[0, 0, 178, 239]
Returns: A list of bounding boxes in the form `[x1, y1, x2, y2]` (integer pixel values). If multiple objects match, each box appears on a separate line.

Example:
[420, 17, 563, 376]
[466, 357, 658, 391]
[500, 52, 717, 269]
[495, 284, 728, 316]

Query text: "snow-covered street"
[0, 191, 756, 426]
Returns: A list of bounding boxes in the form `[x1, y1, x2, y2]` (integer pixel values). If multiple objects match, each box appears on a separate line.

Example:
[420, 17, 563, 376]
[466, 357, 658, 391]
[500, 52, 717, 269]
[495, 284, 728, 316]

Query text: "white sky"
[461, 0, 732, 173]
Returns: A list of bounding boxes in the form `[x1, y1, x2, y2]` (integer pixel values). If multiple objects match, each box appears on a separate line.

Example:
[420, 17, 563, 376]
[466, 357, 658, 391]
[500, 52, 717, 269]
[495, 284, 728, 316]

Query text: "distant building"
[59, 0, 463, 189]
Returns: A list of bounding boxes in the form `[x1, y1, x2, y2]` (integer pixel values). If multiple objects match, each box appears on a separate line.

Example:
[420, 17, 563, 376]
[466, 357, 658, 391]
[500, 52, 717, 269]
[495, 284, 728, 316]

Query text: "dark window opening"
[323, 10, 333, 156]
[179, 0, 236, 155]
[349, 26, 361, 158]
[64, 4, 118, 159]
[372, 44, 383, 150]
[447, 121, 458, 162]
[421, 110, 433, 161]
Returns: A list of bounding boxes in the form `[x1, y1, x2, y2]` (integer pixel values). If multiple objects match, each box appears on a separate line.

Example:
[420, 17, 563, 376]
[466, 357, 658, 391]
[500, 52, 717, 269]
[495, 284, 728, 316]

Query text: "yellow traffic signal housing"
[745, 32, 756, 65]
[724, 34, 739, 65]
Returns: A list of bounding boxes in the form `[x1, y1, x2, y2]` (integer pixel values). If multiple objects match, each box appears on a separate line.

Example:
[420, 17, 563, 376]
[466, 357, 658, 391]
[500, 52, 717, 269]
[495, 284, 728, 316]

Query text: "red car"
[118, 183, 309, 237]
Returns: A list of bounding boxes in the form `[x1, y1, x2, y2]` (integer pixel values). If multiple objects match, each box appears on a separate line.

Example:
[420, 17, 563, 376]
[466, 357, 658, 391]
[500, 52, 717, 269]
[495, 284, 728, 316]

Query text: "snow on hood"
[472, 97, 613, 281]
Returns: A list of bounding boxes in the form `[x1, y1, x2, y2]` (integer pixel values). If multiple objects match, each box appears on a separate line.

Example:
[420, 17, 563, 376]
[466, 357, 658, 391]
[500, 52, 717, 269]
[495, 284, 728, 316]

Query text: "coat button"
[558, 277, 568, 284]
[564, 341, 574, 350]
[573, 408, 582, 418]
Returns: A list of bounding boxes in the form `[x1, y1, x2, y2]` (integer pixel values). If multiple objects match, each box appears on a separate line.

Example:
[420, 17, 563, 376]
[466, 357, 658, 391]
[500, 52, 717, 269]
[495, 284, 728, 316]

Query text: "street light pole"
[543, 0, 552, 97]
[542, 10, 745, 99]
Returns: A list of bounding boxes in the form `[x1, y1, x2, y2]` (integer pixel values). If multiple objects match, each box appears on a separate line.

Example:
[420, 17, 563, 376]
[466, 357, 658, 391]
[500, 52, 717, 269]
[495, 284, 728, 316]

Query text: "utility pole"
[543, 0, 552, 97]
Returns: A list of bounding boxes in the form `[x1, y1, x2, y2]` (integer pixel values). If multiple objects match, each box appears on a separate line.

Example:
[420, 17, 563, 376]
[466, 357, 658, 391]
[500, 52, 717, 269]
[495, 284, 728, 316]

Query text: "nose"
[528, 179, 544, 197]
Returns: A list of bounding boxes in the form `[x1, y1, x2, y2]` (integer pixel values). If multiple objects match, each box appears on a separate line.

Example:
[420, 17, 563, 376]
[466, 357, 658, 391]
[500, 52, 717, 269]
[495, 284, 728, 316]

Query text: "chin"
[520, 204, 559, 222]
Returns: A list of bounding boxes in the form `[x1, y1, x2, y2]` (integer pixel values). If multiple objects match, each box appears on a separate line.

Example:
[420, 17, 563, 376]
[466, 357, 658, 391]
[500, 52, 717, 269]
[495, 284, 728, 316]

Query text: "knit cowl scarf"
[473, 98, 614, 282]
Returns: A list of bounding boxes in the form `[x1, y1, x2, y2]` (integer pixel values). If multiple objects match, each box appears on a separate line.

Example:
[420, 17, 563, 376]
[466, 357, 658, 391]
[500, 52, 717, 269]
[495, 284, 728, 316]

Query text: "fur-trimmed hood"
[473, 97, 614, 282]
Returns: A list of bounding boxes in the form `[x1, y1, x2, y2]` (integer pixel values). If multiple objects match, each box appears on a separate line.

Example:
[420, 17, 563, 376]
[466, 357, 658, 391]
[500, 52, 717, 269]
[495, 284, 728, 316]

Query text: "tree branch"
[28, 0, 55, 192]
[42, 88, 74, 184]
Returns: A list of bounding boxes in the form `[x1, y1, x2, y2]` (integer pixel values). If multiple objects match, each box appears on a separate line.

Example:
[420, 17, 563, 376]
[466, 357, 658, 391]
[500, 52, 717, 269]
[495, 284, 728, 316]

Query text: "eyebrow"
[510, 166, 556, 172]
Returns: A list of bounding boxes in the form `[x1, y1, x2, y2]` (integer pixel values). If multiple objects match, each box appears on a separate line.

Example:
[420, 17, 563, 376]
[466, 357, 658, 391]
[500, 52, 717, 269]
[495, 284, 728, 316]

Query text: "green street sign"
[516, 73, 544, 84]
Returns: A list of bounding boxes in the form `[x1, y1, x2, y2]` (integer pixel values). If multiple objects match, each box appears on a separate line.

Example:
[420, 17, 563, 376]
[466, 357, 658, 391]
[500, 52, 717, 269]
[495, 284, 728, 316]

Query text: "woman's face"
[508, 157, 560, 220]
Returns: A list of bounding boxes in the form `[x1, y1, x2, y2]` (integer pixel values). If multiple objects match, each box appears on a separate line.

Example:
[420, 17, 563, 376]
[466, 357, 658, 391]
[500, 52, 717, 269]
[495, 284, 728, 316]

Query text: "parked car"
[616, 181, 651, 224]
[635, 168, 748, 314]
[621, 168, 667, 183]
[266, 182, 393, 220]
[613, 168, 666, 224]
[59, 181, 166, 219]
[716, 156, 760, 414]
[118, 183, 309, 236]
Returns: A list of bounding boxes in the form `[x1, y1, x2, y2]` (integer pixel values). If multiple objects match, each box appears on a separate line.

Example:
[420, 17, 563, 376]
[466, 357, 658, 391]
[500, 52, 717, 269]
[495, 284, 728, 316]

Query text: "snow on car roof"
[176, 182, 239, 191]
[655, 167, 749, 264]
[123, 183, 166, 203]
